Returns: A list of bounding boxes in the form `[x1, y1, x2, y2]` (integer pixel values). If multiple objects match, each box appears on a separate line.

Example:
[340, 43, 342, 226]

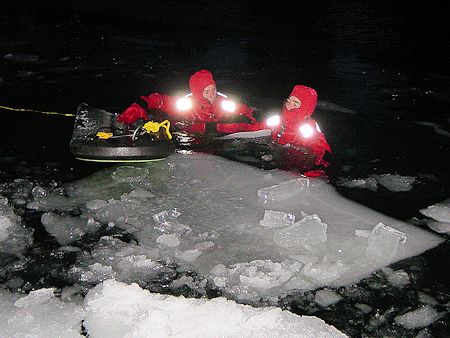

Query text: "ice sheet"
[27, 153, 444, 300]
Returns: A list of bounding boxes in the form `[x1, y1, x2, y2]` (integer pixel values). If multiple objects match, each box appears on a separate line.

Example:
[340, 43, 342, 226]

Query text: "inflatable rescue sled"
[70, 103, 174, 162]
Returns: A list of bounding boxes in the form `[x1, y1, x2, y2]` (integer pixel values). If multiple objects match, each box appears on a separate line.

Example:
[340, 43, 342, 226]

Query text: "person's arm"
[235, 103, 258, 123]
[116, 102, 148, 124]
[117, 93, 176, 124]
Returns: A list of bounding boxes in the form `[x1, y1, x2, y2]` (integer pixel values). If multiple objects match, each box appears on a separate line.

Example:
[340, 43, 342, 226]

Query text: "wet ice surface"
[1, 153, 448, 337]
[24, 154, 444, 297]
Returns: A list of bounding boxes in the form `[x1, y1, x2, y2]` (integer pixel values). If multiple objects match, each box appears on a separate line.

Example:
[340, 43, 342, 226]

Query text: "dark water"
[1, 1, 449, 336]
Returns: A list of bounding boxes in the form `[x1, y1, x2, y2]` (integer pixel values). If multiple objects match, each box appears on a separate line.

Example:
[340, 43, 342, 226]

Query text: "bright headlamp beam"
[266, 115, 280, 127]
[221, 100, 236, 113]
[176, 97, 192, 111]
[299, 123, 315, 138]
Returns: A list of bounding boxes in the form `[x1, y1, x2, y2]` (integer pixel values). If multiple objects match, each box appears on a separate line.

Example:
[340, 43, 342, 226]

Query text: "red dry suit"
[271, 85, 331, 166]
[117, 70, 263, 133]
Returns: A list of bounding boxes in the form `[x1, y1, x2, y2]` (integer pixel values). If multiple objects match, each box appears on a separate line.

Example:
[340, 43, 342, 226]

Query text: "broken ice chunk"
[314, 289, 343, 307]
[386, 269, 410, 287]
[366, 223, 407, 262]
[156, 234, 180, 247]
[85, 199, 107, 211]
[175, 249, 201, 262]
[152, 209, 180, 223]
[41, 212, 94, 245]
[257, 177, 322, 204]
[355, 303, 373, 314]
[426, 221, 450, 234]
[420, 203, 450, 223]
[0, 215, 14, 241]
[152, 209, 191, 234]
[235, 260, 303, 290]
[111, 166, 149, 183]
[337, 177, 378, 191]
[302, 261, 349, 286]
[273, 214, 327, 248]
[372, 174, 415, 192]
[259, 210, 295, 228]
[14, 288, 55, 307]
[394, 305, 440, 329]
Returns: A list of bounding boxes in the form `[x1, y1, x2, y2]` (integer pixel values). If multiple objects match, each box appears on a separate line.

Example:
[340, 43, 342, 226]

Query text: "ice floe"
[23, 153, 443, 302]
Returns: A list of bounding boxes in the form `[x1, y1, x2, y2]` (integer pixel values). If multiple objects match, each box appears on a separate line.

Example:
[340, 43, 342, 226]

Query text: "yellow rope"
[0, 105, 75, 117]
[142, 120, 172, 139]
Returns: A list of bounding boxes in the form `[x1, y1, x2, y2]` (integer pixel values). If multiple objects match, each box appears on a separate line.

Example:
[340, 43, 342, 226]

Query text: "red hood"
[189, 69, 216, 104]
[283, 85, 318, 124]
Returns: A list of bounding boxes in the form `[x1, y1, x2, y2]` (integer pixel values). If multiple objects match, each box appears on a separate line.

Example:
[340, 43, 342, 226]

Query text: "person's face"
[285, 96, 301, 110]
[203, 84, 217, 104]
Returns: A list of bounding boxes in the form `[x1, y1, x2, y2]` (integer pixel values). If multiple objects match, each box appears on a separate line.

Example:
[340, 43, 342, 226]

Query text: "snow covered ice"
[0, 279, 347, 337]
[82, 279, 347, 338]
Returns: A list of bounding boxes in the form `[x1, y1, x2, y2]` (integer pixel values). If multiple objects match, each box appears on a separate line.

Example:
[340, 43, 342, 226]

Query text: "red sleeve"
[235, 103, 256, 123]
[140, 93, 178, 116]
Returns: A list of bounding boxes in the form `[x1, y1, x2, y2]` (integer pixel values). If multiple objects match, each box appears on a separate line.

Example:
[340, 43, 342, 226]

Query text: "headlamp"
[221, 100, 236, 113]
[266, 114, 281, 128]
[176, 97, 192, 111]
[299, 123, 315, 138]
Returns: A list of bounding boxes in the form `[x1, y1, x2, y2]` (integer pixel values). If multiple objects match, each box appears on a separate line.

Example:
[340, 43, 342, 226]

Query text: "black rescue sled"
[70, 103, 174, 162]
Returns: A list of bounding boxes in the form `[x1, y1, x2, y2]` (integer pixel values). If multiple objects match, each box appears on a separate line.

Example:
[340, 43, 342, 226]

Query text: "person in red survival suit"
[117, 69, 263, 134]
[271, 85, 331, 167]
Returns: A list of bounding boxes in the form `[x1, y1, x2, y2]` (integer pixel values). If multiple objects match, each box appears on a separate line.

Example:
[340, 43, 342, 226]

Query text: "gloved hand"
[141, 93, 164, 109]
[117, 103, 148, 124]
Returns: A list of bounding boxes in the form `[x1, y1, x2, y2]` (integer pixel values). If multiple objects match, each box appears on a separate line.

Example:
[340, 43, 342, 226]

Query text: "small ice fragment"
[355, 303, 372, 313]
[372, 174, 415, 192]
[14, 288, 55, 307]
[314, 289, 343, 307]
[111, 166, 149, 183]
[366, 223, 407, 262]
[418, 292, 439, 306]
[156, 234, 180, 247]
[0, 215, 14, 241]
[337, 177, 378, 191]
[273, 214, 327, 248]
[394, 305, 440, 329]
[426, 221, 450, 234]
[31, 185, 48, 198]
[257, 177, 322, 203]
[420, 203, 450, 223]
[386, 269, 410, 287]
[152, 209, 181, 223]
[176, 249, 201, 262]
[85, 199, 107, 211]
[259, 210, 295, 228]
[210, 264, 227, 276]
[152, 209, 191, 234]
[302, 261, 349, 285]
[40, 212, 88, 245]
